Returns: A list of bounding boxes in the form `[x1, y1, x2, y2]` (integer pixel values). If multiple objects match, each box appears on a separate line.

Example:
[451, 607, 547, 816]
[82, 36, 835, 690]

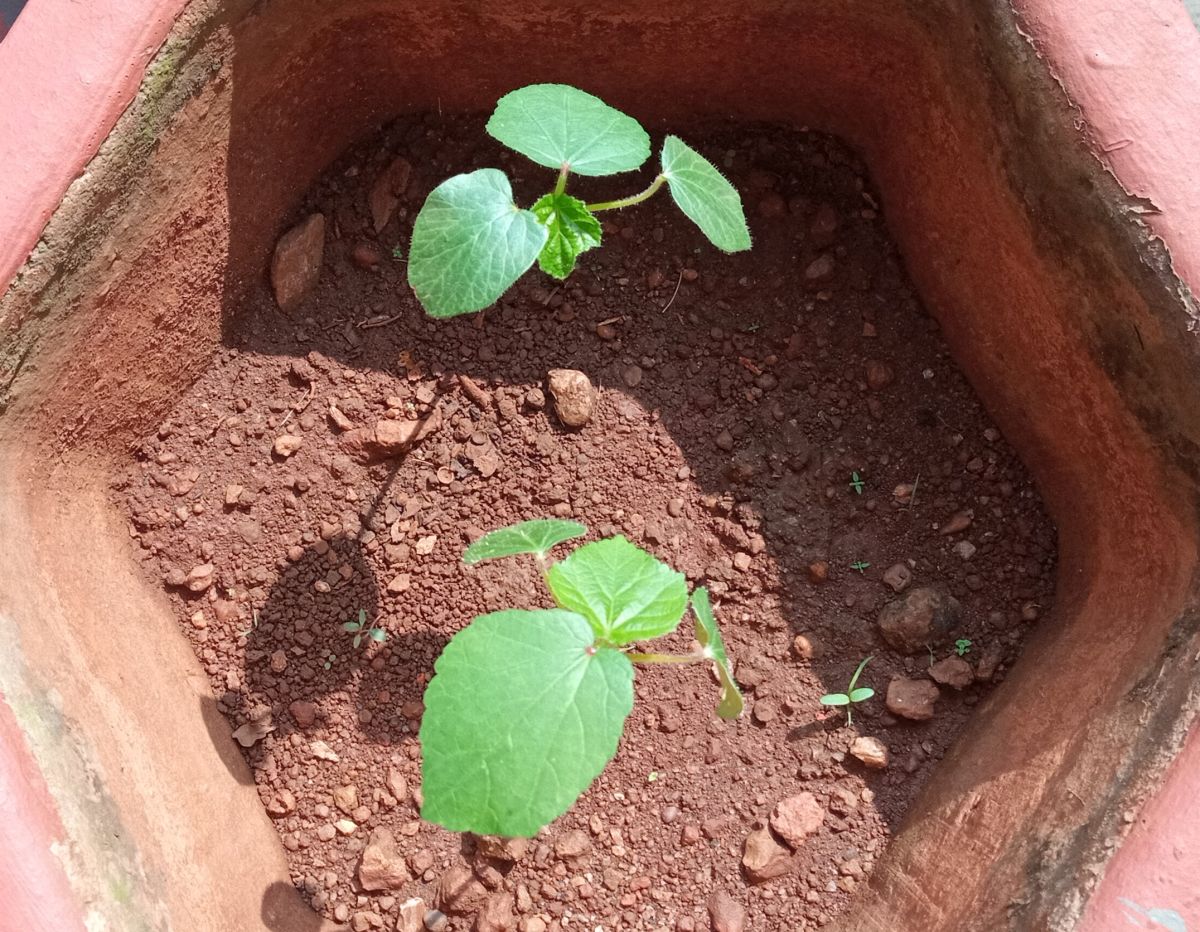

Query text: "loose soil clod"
[114, 114, 1056, 931]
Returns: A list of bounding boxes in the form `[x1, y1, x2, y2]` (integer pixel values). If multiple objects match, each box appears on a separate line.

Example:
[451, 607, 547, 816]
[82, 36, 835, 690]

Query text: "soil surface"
[114, 114, 1057, 932]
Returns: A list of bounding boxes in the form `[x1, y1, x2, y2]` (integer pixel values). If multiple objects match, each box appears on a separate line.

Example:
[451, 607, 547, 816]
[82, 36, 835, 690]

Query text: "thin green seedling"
[820, 656, 875, 725]
[418, 519, 743, 837]
[955, 638, 972, 657]
[238, 608, 260, 638]
[408, 84, 750, 318]
[851, 560, 871, 573]
[342, 608, 388, 649]
[849, 471, 865, 494]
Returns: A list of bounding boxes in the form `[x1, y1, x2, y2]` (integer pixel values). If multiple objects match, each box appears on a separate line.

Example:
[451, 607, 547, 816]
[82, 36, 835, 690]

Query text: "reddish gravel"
[114, 113, 1057, 931]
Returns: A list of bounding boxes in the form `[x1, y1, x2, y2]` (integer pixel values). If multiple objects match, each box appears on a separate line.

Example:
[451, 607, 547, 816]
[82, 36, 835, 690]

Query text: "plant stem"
[588, 174, 667, 212]
[554, 164, 569, 196]
[627, 650, 700, 665]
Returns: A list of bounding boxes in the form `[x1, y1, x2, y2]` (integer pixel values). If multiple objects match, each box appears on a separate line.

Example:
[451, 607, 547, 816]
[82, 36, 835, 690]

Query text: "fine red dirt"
[113, 115, 1056, 931]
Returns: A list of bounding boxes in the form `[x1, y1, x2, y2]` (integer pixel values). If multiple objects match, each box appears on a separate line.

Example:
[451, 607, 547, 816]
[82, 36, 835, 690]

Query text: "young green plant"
[407, 84, 751, 318]
[954, 638, 972, 657]
[418, 519, 743, 837]
[820, 655, 875, 725]
[343, 608, 387, 649]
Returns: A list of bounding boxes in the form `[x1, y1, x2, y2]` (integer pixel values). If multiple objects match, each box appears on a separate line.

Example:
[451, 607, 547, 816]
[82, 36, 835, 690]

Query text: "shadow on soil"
[236, 457, 448, 760]
[261, 880, 334, 932]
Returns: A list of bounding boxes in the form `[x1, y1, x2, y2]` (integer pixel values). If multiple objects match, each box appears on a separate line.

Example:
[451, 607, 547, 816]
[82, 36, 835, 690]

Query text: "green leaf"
[545, 537, 687, 645]
[820, 693, 851, 707]
[369, 628, 388, 643]
[661, 136, 751, 253]
[463, 519, 587, 565]
[848, 687, 875, 703]
[486, 84, 650, 176]
[531, 193, 602, 279]
[342, 621, 359, 632]
[408, 169, 548, 318]
[420, 609, 634, 836]
[353, 633, 363, 648]
[691, 587, 744, 719]
[847, 655, 873, 692]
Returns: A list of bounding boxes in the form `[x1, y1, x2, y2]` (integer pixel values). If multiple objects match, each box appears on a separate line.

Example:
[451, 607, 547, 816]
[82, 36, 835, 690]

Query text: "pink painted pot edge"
[0, 3, 188, 927]
[0, 692, 86, 932]
[1, 0, 1198, 928]
[0, 0, 188, 289]
[1081, 725, 1200, 932]
[1016, 2, 1200, 929]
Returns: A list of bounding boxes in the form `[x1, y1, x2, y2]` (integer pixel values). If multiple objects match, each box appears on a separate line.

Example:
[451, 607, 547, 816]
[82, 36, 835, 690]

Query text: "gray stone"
[877, 587, 962, 654]
[742, 827, 794, 882]
[769, 793, 825, 848]
[885, 677, 941, 720]
[270, 213, 325, 312]
[929, 655, 975, 689]
[707, 891, 747, 932]
[547, 369, 595, 428]
[358, 828, 408, 891]
[849, 736, 890, 769]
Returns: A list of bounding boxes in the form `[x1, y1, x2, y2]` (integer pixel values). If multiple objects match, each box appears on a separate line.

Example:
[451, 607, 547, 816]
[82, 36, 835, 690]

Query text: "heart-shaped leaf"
[545, 537, 687, 645]
[820, 693, 851, 707]
[531, 193, 602, 279]
[661, 136, 751, 253]
[691, 587, 744, 719]
[408, 169, 548, 318]
[463, 519, 587, 565]
[420, 609, 634, 836]
[487, 84, 650, 177]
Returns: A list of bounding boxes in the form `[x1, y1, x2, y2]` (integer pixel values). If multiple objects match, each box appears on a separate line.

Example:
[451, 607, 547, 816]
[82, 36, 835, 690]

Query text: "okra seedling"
[408, 84, 751, 318]
[418, 519, 743, 837]
[820, 655, 875, 725]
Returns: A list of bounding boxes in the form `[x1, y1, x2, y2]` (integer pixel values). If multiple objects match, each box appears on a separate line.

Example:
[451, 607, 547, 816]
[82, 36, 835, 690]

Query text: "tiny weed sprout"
[849, 471, 865, 494]
[851, 560, 871, 573]
[955, 638, 973, 657]
[820, 656, 875, 726]
[418, 519, 743, 837]
[238, 608, 260, 638]
[342, 608, 387, 649]
[407, 84, 751, 318]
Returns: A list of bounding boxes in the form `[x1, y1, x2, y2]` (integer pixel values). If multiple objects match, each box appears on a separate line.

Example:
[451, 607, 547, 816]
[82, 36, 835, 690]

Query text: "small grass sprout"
[820, 656, 875, 725]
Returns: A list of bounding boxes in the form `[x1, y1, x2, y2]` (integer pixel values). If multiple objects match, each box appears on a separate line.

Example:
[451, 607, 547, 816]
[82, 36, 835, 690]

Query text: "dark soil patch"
[114, 113, 1056, 931]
